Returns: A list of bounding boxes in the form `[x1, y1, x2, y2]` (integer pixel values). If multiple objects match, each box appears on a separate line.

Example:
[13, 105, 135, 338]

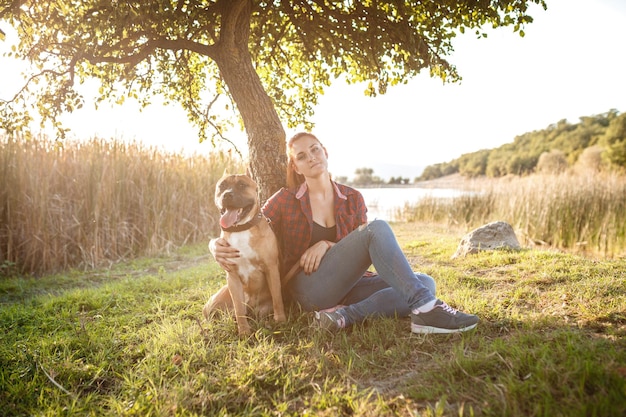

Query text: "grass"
[1, 222, 624, 416]
[400, 172, 626, 258]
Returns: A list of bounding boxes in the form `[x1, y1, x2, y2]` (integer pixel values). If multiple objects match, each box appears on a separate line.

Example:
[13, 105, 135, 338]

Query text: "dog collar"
[221, 212, 264, 232]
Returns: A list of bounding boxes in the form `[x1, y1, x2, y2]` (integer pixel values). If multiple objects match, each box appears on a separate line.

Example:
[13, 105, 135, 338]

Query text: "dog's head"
[215, 173, 260, 229]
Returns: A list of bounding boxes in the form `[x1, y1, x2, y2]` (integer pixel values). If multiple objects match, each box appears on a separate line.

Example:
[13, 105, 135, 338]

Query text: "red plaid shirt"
[262, 181, 368, 276]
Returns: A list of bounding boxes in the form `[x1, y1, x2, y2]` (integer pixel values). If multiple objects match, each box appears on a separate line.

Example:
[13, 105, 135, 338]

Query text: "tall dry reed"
[0, 135, 243, 275]
[401, 173, 626, 257]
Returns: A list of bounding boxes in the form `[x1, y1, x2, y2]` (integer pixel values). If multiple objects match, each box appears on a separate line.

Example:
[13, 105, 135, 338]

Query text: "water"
[357, 187, 466, 221]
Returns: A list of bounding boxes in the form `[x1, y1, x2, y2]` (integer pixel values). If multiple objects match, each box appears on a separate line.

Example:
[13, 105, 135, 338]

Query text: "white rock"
[452, 221, 521, 259]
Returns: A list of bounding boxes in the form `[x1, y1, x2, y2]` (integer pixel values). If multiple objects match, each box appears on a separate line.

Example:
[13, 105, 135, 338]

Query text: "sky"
[2, 0, 626, 180]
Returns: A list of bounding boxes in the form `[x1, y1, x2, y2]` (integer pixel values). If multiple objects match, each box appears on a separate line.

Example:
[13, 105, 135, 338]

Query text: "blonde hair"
[286, 132, 326, 189]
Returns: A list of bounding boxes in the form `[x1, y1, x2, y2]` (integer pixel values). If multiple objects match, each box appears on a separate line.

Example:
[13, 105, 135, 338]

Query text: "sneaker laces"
[315, 311, 347, 328]
[333, 313, 346, 328]
[439, 302, 458, 315]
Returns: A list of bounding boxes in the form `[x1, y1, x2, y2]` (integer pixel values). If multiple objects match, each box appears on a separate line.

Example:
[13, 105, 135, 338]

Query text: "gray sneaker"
[411, 300, 479, 334]
[314, 310, 347, 331]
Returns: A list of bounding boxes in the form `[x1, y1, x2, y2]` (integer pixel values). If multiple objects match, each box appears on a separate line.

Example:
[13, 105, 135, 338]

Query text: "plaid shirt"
[262, 181, 367, 276]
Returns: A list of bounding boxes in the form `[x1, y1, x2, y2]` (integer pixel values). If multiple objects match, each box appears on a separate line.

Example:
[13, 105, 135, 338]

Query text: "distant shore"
[413, 173, 489, 190]
[357, 173, 489, 191]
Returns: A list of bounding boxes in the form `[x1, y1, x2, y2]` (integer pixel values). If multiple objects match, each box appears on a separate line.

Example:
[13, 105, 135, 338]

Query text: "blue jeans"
[286, 219, 437, 326]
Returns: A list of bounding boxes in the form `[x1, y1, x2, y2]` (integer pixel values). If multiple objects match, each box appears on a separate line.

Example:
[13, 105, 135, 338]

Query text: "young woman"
[210, 132, 479, 333]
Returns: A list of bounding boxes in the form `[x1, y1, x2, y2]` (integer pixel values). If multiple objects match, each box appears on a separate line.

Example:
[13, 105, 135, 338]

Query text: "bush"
[537, 149, 568, 174]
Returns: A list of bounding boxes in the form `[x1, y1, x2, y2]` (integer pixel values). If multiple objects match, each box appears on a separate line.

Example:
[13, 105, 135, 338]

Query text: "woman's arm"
[299, 239, 334, 275]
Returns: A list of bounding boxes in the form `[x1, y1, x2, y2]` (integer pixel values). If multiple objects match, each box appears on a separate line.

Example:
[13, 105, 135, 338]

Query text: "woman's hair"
[286, 132, 323, 189]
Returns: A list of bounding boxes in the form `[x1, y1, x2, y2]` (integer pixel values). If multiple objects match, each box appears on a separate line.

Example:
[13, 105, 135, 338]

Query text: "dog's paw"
[274, 313, 287, 323]
[237, 325, 252, 336]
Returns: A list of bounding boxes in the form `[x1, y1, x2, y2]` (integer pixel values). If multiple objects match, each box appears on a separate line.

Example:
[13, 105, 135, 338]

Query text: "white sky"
[2, 0, 626, 179]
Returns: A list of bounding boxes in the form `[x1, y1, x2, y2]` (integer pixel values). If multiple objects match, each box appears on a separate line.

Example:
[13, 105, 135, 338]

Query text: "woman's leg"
[338, 273, 436, 325]
[340, 273, 436, 306]
[287, 219, 435, 312]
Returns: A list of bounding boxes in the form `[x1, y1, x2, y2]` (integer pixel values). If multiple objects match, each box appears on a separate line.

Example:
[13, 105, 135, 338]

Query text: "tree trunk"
[213, 0, 287, 203]
[223, 58, 287, 202]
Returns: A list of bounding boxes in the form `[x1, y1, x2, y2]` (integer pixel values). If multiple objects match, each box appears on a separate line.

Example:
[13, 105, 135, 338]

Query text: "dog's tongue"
[220, 209, 240, 229]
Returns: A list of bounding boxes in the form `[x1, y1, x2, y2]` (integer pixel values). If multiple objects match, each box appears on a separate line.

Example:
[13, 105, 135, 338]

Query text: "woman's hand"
[299, 240, 333, 274]
[209, 238, 240, 272]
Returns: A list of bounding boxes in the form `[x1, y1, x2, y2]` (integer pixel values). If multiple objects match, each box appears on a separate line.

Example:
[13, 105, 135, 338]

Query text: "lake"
[357, 187, 466, 221]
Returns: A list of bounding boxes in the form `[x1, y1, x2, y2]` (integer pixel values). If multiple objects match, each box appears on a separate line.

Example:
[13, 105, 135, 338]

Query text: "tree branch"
[0, 68, 68, 104]
[82, 37, 216, 67]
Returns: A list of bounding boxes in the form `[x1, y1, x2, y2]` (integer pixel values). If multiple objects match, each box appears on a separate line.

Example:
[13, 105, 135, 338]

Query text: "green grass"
[1, 223, 625, 416]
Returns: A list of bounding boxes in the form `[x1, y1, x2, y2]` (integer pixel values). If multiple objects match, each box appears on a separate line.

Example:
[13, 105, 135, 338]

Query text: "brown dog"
[203, 173, 286, 335]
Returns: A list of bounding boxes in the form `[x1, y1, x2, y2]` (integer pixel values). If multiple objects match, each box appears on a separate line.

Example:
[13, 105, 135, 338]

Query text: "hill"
[418, 109, 626, 180]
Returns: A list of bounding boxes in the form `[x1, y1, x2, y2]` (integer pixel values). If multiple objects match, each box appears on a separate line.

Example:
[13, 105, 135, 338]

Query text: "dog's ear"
[245, 166, 253, 178]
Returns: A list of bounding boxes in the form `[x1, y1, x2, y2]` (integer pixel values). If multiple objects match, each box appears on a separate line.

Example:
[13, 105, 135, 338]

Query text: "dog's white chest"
[228, 231, 259, 281]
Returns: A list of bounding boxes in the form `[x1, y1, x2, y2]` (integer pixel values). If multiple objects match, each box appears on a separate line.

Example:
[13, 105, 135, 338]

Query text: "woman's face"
[289, 135, 329, 178]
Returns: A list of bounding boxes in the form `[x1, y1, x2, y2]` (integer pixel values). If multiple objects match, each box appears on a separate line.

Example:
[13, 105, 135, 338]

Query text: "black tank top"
[310, 222, 336, 246]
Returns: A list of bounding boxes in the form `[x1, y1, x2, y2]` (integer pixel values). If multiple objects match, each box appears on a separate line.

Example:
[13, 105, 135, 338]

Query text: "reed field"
[2, 135, 626, 276]
[0, 135, 242, 275]
[400, 173, 626, 259]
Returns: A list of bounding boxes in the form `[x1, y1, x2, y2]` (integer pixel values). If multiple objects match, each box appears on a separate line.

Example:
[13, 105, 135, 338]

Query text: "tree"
[458, 149, 490, 177]
[536, 149, 568, 174]
[575, 145, 604, 173]
[507, 153, 536, 176]
[600, 112, 626, 169]
[418, 164, 444, 181]
[353, 167, 378, 186]
[0, 0, 546, 200]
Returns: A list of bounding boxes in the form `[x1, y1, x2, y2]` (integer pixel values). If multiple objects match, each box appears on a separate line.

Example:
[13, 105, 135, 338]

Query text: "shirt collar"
[295, 181, 347, 200]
